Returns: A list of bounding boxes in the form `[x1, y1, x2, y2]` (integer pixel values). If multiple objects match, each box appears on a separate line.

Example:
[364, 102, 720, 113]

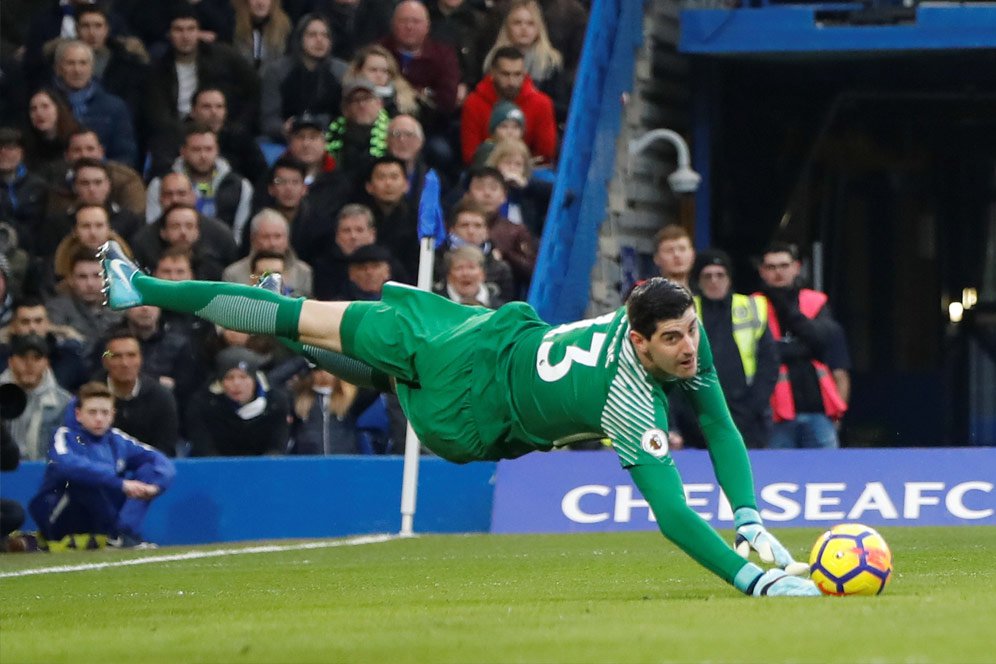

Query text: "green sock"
[629, 462, 753, 587]
[133, 274, 303, 340]
[274, 337, 395, 393]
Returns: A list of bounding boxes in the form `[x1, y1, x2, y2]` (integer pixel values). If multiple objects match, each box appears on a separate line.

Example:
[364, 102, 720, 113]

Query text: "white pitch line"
[0, 533, 398, 579]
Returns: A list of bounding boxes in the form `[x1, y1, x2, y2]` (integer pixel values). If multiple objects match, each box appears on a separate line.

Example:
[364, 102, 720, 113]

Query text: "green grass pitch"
[1, 526, 993, 663]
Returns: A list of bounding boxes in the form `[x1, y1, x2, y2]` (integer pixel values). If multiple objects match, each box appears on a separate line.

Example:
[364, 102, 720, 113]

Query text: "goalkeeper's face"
[630, 306, 699, 379]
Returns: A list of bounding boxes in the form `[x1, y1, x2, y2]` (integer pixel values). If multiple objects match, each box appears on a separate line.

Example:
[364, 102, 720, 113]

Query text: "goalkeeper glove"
[750, 569, 821, 597]
[734, 507, 809, 576]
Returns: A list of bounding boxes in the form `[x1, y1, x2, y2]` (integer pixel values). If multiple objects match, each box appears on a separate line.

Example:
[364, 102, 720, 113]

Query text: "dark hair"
[26, 87, 82, 142]
[73, 157, 110, 178]
[67, 126, 101, 144]
[492, 46, 525, 65]
[467, 165, 508, 192]
[192, 86, 226, 106]
[182, 122, 216, 143]
[365, 155, 407, 182]
[250, 250, 285, 272]
[12, 296, 46, 312]
[271, 156, 307, 180]
[68, 245, 101, 268]
[626, 277, 695, 338]
[161, 203, 199, 225]
[170, 3, 200, 25]
[77, 381, 114, 405]
[157, 246, 194, 265]
[75, 5, 108, 22]
[762, 241, 799, 261]
[104, 326, 140, 349]
[448, 198, 489, 229]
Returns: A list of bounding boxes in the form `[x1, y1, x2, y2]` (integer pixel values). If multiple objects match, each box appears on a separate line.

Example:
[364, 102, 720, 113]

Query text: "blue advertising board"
[2, 457, 496, 545]
[491, 448, 996, 533]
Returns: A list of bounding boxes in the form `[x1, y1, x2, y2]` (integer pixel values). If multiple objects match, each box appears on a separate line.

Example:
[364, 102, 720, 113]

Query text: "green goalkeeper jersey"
[488, 303, 756, 511]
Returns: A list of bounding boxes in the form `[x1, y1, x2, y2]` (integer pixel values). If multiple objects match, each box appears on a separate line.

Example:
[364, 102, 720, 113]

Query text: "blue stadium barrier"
[527, 0, 647, 324]
[2, 457, 495, 545]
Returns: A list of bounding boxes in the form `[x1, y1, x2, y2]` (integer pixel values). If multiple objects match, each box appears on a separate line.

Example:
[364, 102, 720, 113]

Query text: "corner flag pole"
[400, 169, 446, 538]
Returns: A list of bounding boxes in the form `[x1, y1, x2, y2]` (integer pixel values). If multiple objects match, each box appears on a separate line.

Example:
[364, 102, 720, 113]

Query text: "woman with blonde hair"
[288, 369, 360, 455]
[345, 44, 419, 118]
[481, 0, 570, 121]
[485, 137, 552, 237]
[232, 0, 292, 70]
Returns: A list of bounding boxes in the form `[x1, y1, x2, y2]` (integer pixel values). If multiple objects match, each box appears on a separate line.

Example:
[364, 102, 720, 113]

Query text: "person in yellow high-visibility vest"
[677, 249, 778, 449]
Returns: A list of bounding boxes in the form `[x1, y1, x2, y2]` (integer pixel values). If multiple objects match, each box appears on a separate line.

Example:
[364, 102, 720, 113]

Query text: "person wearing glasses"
[756, 242, 848, 449]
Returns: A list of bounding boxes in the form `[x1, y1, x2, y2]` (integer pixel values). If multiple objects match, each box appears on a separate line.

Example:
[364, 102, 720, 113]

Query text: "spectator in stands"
[186, 347, 291, 456]
[464, 167, 537, 295]
[232, 0, 293, 70]
[652, 224, 695, 291]
[288, 368, 359, 455]
[223, 209, 314, 297]
[427, 0, 488, 103]
[132, 174, 238, 275]
[52, 40, 138, 167]
[485, 137, 551, 237]
[45, 158, 143, 255]
[144, 204, 233, 282]
[482, 0, 588, 82]
[0, 128, 48, 250]
[386, 114, 441, 207]
[345, 45, 419, 118]
[434, 245, 505, 309]
[22, 88, 82, 172]
[757, 241, 848, 449]
[483, 0, 569, 122]
[98, 329, 180, 457]
[259, 13, 346, 141]
[470, 100, 526, 167]
[379, 0, 460, 137]
[151, 248, 214, 384]
[22, 0, 131, 87]
[461, 46, 556, 166]
[313, 204, 391, 300]
[46, 249, 123, 367]
[146, 125, 254, 244]
[150, 87, 268, 185]
[326, 78, 391, 178]
[358, 156, 418, 280]
[121, 304, 200, 399]
[52, 202, 136, 287]
[28, 381, 175, 548]
[0, 333, 73, 461]
[0, 296, 88, 393]
[439, 198, 514, 303]
[261, 157, 318, 259]
[74, 5, 149, 122]
[283, 113, 337, 185]
[686, 250, 778, 449]
[45, 128, 146, 218]
[145, 7, 259, 139]
[344, 243, 393, 301]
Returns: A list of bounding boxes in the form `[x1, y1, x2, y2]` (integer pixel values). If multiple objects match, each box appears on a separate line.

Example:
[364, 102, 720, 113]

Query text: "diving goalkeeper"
[100, 240, 819, 597]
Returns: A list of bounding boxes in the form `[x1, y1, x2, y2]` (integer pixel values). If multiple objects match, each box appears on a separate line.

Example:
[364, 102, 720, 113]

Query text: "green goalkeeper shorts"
[339, 283, 516, 463]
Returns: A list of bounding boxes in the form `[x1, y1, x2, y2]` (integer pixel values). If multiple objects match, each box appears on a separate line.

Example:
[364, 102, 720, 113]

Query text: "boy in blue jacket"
[28, 382, 175, 547]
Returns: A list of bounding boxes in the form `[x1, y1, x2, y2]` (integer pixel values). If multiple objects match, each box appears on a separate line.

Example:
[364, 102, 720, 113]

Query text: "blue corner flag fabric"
[417, 169, 446, 243]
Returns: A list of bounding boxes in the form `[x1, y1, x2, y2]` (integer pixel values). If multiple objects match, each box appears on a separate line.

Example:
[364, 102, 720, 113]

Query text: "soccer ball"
[808, 523, 893, 596]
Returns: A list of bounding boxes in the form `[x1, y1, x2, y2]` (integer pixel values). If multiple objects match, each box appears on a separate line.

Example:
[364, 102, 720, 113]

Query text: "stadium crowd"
[0, 0, 848, 465]
[0, 0, 586, 459]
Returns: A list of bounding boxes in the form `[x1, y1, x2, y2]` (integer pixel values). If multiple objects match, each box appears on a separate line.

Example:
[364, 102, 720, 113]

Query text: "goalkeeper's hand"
[734, 507, 809, 576]
[750, 569, 821, 597]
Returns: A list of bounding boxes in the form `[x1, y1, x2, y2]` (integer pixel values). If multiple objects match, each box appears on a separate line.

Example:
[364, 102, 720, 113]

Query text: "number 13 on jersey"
[535, 313, 615, 382]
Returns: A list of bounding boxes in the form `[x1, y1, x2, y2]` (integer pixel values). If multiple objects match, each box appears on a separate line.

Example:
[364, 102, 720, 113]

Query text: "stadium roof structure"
[680, 2, 996, 55]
